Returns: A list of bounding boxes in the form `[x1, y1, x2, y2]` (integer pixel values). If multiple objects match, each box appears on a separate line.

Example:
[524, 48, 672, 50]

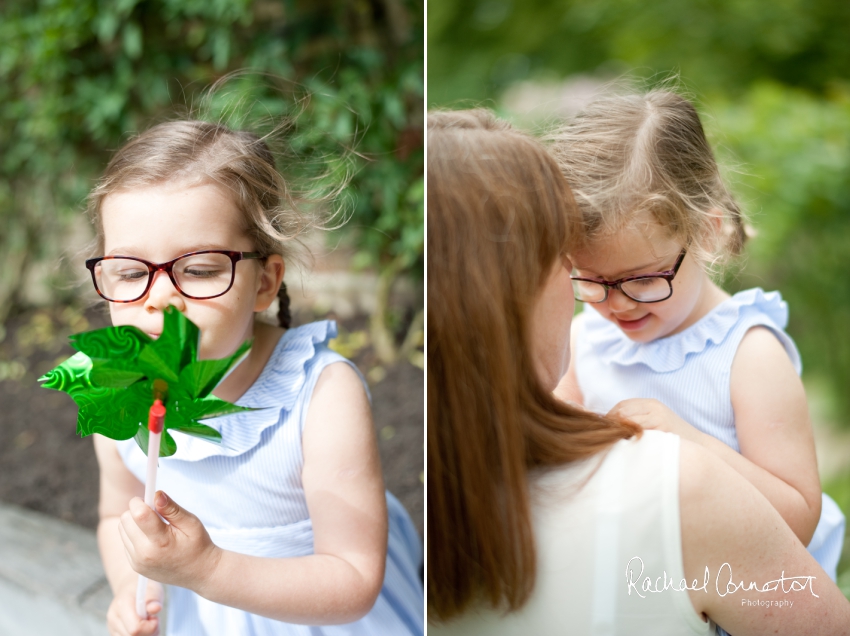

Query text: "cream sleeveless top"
[430, 430, 714, 635]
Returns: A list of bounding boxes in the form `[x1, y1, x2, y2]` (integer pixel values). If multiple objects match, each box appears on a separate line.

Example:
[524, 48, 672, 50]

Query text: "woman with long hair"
[427, 109, 850, 634]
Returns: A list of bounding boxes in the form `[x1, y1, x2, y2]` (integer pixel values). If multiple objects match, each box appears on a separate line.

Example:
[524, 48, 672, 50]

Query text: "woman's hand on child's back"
[106, 578, 163, 636]
[119, 490, 222, 595]
[609, 398, 704, 444]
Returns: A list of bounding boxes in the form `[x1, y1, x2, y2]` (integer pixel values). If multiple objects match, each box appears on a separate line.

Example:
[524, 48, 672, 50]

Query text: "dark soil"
[0, 305, 423, 537]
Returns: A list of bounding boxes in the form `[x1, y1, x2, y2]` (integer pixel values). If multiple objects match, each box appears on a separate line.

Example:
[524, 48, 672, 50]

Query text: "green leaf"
[122, 22, 143, 60]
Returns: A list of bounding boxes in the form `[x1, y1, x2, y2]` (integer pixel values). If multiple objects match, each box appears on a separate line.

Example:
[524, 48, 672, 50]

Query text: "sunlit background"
[429, 0, 850, 596]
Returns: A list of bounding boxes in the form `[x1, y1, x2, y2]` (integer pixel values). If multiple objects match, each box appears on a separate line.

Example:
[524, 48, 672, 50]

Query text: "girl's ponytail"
[277, 283, 292, 329]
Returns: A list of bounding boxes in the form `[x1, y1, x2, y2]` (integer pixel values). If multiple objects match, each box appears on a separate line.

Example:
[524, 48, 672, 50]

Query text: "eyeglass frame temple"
[570, 248, 688, 304]
[85, 250, 264, 303]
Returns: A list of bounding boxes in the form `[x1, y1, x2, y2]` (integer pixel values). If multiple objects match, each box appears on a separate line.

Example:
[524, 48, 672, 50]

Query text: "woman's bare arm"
[680, 439, 850, 635]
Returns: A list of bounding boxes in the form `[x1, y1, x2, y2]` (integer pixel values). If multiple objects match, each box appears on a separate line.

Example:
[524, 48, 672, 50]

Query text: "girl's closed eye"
[630, 277, 657, 287]
[180, 262, 226, 279]
[118, 268, 148, 282]
[112, 262, 149, 282]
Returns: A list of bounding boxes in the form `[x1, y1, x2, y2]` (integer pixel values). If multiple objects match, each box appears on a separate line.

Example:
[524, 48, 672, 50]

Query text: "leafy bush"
[0, 0, 424, 358]
[711, 83, 850, 421]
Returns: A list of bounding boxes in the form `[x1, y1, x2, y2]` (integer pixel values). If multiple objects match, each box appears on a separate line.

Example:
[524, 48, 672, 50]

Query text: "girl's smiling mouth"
[614, 314, 651, 331]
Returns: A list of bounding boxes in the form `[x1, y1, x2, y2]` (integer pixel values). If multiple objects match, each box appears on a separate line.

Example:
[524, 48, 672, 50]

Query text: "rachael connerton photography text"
[625, 557, 818, 598]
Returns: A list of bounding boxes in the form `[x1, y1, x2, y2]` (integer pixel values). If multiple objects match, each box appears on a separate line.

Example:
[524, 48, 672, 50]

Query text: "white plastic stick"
[136, 399, 164, 619]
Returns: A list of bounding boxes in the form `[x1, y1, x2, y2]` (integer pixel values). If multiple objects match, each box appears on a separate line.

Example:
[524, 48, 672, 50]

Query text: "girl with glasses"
[87, 119, 423, 636]
[549, 88, 845, 598]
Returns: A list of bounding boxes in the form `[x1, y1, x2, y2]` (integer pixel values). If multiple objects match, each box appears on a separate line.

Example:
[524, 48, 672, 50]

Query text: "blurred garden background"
[0, 0, 423, 544]
[429, 0, 850, 597]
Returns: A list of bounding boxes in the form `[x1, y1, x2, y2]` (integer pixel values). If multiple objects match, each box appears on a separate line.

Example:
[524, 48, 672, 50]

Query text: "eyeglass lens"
[94, 253, 235, 301]
[572, 277, 672, 303]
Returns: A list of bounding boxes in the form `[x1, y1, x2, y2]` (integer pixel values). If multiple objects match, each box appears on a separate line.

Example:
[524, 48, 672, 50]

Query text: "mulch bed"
[0, 305, 423, 537]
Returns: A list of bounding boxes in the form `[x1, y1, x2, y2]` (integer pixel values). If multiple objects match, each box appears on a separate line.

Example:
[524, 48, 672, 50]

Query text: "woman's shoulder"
[503, 431, 708, 636]
[533, 430, 679, 506]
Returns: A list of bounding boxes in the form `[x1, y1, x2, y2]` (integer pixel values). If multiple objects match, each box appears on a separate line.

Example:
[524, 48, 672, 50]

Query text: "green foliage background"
[0, 0, 423, 324]
[430, 0, 850, 590]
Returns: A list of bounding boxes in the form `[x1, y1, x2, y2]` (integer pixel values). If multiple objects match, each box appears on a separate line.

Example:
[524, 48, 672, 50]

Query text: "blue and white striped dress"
[574, 288, 845, 582]
[116, 320, 424, 636]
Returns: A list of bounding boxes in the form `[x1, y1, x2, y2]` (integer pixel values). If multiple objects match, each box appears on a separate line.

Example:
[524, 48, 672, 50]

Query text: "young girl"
[87, 120, 423, 636]
[550, 89, 845, 585]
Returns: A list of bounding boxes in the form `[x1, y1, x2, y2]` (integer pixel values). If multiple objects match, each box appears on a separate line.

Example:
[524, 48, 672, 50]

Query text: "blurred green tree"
[711, 83, 850, 419]
[428, 0, 850, 106]
[0, 0, 423, 363]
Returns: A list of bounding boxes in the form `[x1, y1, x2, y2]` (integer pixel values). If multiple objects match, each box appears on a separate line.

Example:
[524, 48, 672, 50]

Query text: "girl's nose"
[144, 270, 186, 313]
[607, 287, 638, 313]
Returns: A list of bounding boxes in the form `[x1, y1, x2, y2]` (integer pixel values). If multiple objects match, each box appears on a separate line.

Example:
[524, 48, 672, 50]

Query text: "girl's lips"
[147, 332, 161, 339]
[614, 314, 651, 331]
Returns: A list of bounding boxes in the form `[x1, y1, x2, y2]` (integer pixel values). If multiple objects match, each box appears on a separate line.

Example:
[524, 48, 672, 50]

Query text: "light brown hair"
[87, 120, 315, 328]
[548, 88, 746, 268]
[427, 109, 640, 621]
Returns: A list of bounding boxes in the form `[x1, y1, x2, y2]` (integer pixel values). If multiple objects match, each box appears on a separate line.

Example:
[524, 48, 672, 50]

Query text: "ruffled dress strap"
[160, 320, 345, 463]
[580, 288, 801, 375]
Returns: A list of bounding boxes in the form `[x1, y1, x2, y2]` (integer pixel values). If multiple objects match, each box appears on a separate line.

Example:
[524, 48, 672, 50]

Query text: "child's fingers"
[107, 594, 160, 636]
[127, 615, 159, 636]
[608, 404, 654, 428]
[607, 401, 635, 420]
[128, 497, 167, 536]
[145, 599, 163, 616]
[123, 617, 159, 636]
[117, 514, 139, 560]
[145, 579, 165, 616]
[153, 490, 195, 530]
[123, 594, 160, 636]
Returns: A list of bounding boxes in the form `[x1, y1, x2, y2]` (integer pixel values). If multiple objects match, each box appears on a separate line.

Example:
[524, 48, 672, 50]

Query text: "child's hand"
[119, 491, 222, 594]
[106, 578, 163, 636]
[608, 398, 704, 444]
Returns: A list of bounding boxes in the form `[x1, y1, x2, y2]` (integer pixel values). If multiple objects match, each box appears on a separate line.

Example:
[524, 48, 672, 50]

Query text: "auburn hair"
[427, 110, 640, 622]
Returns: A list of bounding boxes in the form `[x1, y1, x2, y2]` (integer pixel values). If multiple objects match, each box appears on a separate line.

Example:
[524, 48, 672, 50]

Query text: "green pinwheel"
[39, 306, 256, 457]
